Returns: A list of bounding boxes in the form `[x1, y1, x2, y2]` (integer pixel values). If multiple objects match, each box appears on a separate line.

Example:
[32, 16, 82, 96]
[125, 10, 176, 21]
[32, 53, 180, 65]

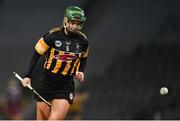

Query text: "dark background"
[0, 0, 180, 119]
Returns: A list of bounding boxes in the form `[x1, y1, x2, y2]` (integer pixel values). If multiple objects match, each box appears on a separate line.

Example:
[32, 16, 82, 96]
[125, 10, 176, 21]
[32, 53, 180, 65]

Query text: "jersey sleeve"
[24, 32, 53, 78]
[81, 45, 89, 58]
[24, 50, 41, 78]
[79, 40, 89, 72]
[35, 34, 51, 55]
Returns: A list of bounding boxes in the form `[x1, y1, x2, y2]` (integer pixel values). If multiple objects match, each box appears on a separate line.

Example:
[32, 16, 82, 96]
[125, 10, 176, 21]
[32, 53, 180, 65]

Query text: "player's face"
[66, 20, 82, 32]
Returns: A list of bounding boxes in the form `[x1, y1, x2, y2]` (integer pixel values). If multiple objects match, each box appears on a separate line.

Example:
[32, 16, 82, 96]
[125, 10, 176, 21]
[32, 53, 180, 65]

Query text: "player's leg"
[37, 101, 51, 120]
[48, 99, 70, 120]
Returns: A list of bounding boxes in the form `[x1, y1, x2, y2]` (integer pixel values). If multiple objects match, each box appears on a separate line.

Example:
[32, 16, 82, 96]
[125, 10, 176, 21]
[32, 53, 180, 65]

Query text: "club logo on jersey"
[69, 93, 74, 100]
[54, 54, 78, 62]
[55, 40, 62, 47]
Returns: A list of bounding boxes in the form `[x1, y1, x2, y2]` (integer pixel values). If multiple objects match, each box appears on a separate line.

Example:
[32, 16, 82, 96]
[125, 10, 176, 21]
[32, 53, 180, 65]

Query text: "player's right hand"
[21, 77, 31, 87]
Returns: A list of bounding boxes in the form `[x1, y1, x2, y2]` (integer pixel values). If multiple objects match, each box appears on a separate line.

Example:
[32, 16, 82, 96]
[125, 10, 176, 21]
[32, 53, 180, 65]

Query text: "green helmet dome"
[65, 6, 86, 22]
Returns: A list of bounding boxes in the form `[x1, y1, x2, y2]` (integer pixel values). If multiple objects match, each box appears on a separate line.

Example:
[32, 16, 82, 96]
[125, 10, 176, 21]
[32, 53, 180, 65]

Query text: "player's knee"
[49, 99, 70, 119]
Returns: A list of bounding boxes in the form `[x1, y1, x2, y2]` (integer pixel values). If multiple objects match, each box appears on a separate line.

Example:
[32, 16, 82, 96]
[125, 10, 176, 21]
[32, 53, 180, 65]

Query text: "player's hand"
[21, 77, 31, 87]
[75, 71, 84, 82]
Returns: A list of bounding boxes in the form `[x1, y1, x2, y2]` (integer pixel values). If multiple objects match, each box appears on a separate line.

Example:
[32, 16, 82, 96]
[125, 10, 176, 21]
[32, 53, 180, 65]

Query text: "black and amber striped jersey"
[25, 27, 89, 78]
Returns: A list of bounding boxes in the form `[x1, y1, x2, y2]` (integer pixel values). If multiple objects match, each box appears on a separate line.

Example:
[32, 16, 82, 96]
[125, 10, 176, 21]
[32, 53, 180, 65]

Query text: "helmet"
[65, 6, 86, 22]
[63, 6, 86, 30]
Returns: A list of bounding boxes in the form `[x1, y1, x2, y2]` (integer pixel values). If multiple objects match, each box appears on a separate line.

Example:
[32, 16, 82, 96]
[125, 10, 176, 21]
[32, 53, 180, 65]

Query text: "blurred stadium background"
[0, 0, 180, 120]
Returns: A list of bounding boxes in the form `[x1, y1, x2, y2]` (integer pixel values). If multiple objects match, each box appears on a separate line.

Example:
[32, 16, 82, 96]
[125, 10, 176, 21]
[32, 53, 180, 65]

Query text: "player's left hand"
[75, 71, 84, 82]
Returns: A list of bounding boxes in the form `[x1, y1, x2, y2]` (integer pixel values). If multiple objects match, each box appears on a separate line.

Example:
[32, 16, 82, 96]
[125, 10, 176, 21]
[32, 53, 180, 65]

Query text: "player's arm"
[22, 51, 41, 87]
[76, 41, 89, 82]
[25, 37, 50, 77]
[79, 46, 89, 72]
[24, 51, 41, 78]
[22, 36, 50, 87]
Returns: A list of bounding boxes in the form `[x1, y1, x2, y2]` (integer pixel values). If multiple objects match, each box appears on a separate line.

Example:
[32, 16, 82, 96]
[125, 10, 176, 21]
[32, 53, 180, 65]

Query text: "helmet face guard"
[63, 6, 86, 31]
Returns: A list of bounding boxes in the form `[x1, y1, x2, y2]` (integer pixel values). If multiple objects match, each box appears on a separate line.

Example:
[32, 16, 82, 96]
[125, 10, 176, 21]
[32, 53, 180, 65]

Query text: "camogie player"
[21, 6, 89, 120]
